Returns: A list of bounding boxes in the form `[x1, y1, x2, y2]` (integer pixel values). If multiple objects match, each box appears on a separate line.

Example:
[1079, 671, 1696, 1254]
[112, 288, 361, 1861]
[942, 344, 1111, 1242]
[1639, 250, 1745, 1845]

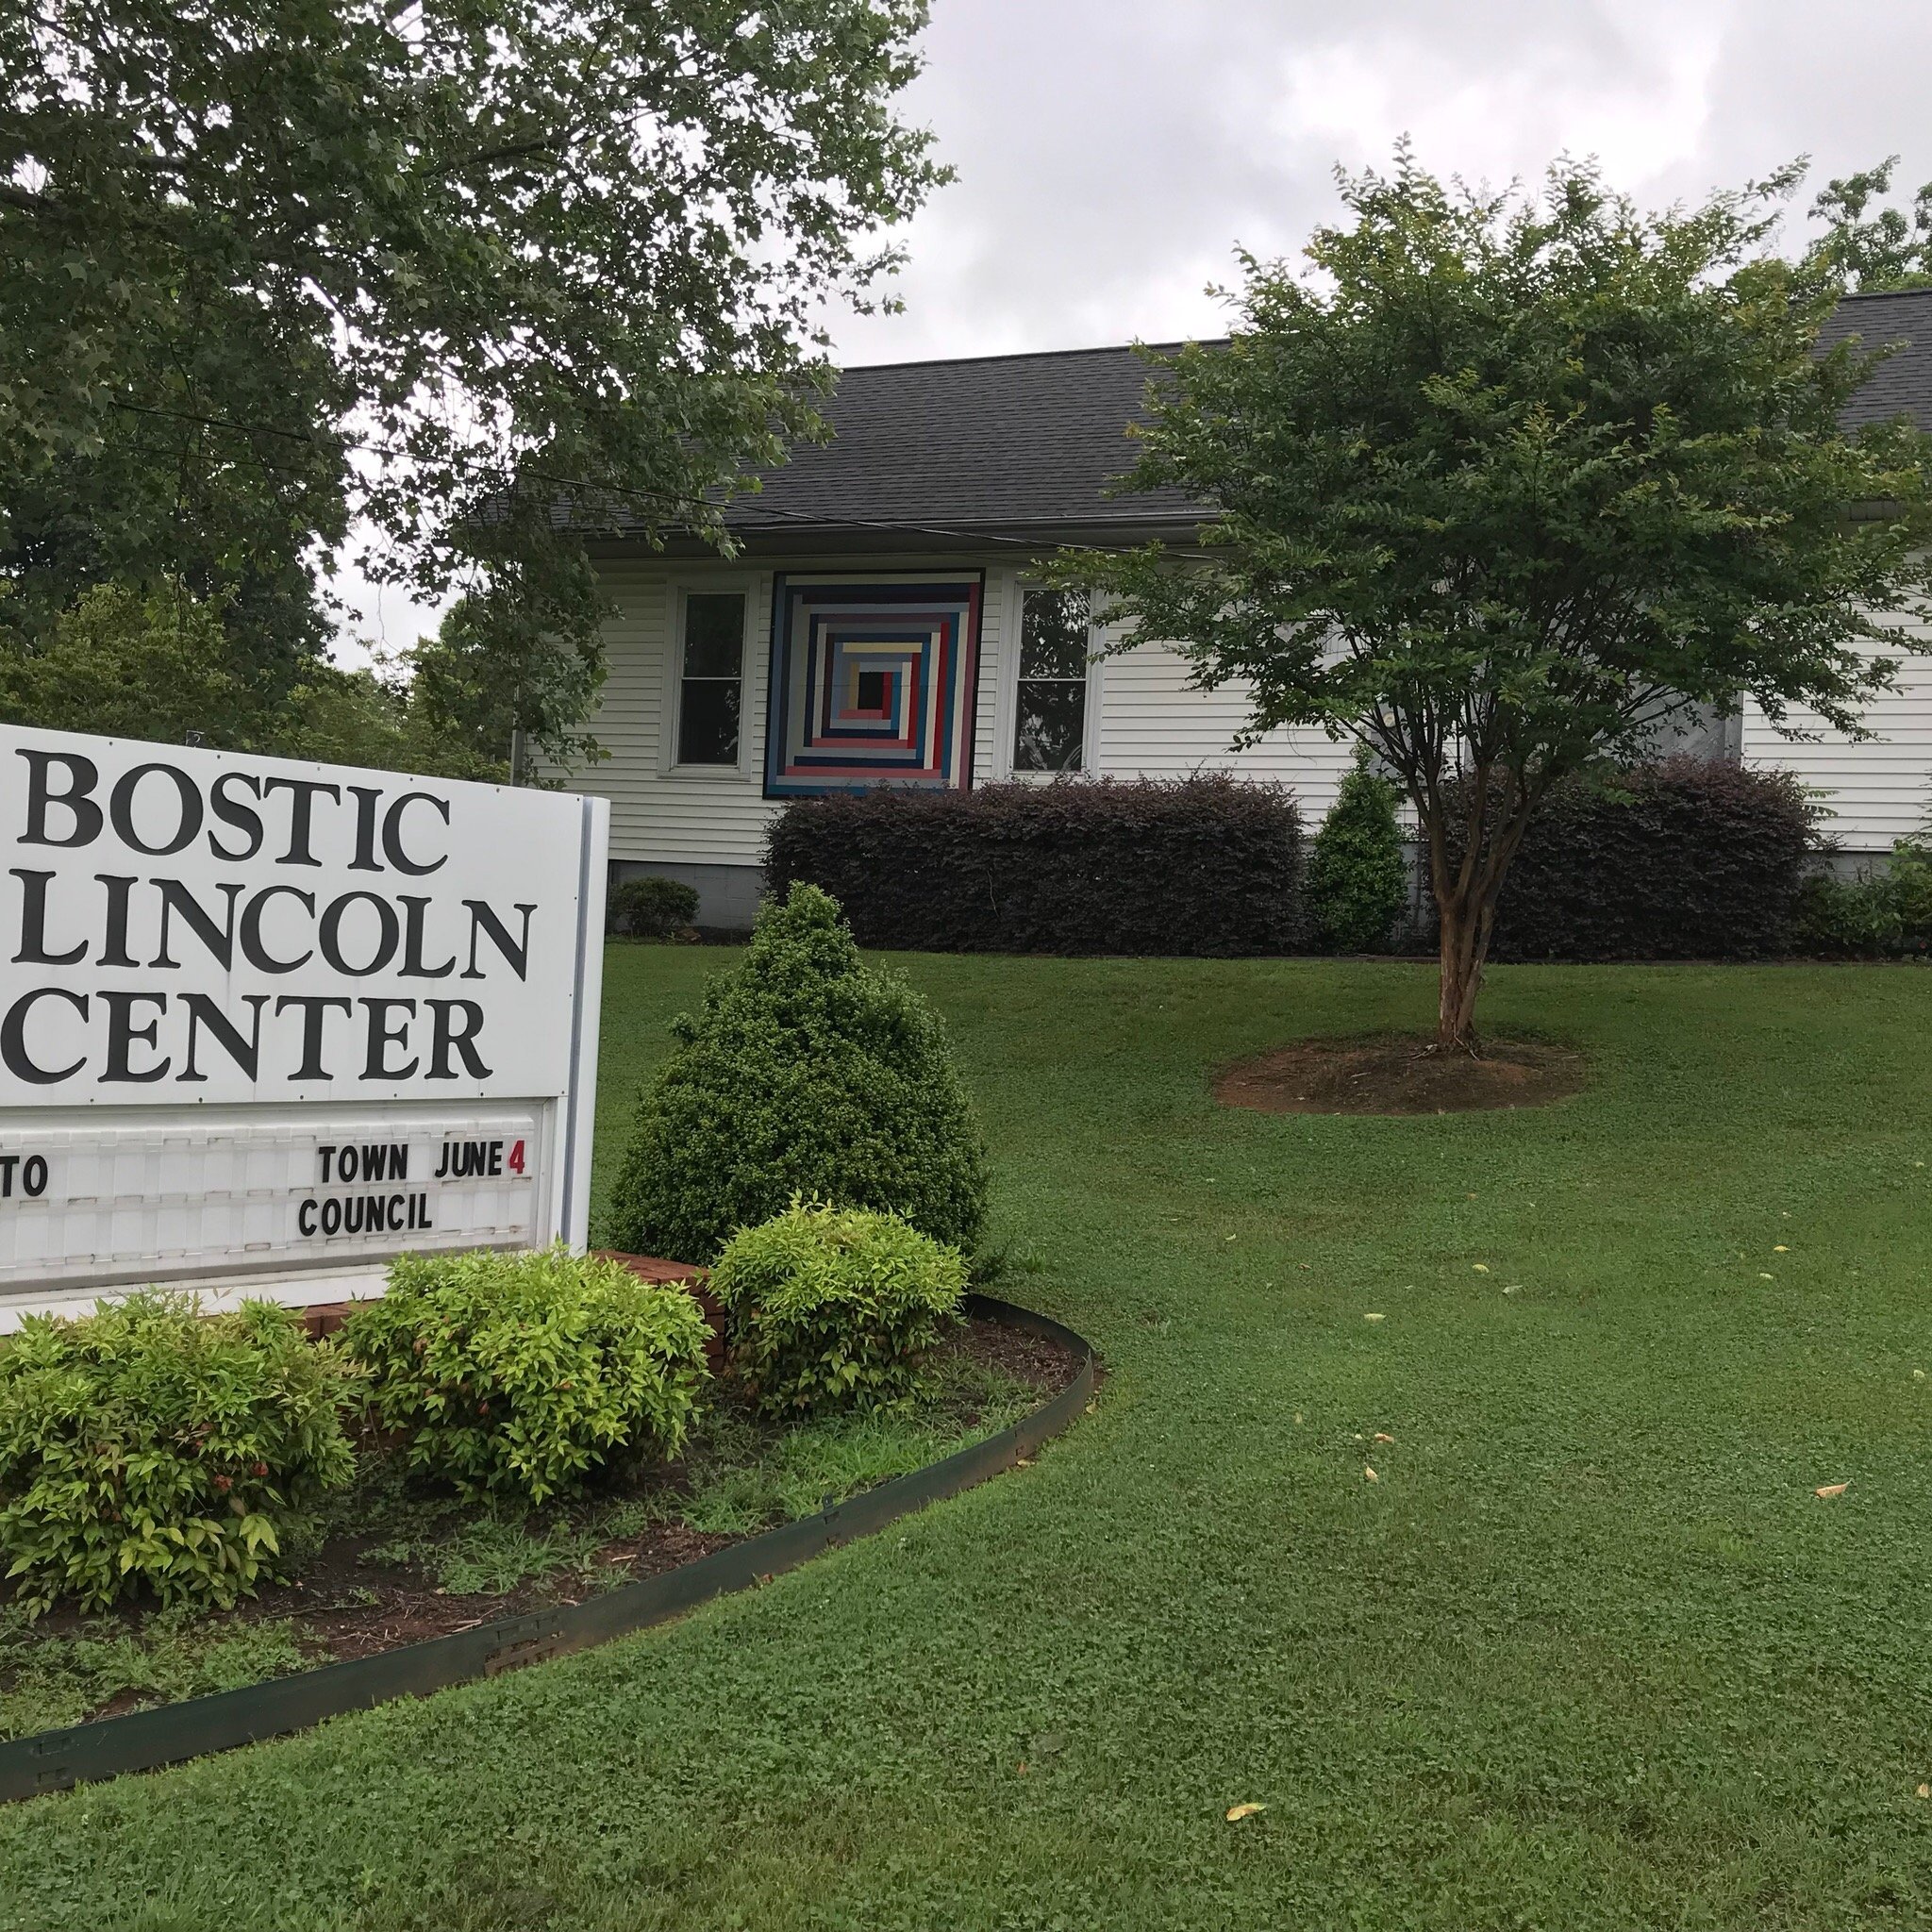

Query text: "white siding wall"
[571, 560, 775, 866]
[1740, 603, 1932, 851]
[1089, 630, 1358, 817]
[579, 556, 1932, 865]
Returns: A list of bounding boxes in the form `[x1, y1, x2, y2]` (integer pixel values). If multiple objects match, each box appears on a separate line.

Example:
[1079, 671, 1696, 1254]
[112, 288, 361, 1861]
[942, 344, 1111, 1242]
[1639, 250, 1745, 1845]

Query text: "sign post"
[0, 726, 608, 1327]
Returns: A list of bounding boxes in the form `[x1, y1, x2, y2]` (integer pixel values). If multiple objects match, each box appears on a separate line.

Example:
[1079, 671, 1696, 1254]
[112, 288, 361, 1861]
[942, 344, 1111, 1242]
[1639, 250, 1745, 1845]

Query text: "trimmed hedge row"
[764, 776, 1306, 957]
[1466, 758, 1818, 961]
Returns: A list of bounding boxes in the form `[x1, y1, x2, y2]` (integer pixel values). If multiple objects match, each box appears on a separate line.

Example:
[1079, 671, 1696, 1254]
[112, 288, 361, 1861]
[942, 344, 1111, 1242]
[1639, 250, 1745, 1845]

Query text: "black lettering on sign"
[0, 1155, 51, 1200]
[329, 1141, 409, 1184]
[259, 777, 340, 867]
[109, 764, 201, 857]
[19, 750, 103, 849]
[11, 869, 86, 966]
[208, 771, 264, 861]
[0, 988, 88, 1084]
[433, 1136, 530, 1179]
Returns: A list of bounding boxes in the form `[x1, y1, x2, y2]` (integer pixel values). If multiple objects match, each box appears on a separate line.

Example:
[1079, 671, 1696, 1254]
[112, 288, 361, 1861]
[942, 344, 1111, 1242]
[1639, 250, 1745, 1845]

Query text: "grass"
[2, 950, 1931, 1928]
[0, 1607, 312, 1743]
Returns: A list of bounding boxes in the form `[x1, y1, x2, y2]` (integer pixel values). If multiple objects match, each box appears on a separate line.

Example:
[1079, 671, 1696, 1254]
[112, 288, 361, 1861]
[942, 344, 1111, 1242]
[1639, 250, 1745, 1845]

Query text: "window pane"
[1013, 678, 1084, 773]
[683, 593, 745, 678]
[1019, 587, 1089, 680]
[677, 677, 741, 765]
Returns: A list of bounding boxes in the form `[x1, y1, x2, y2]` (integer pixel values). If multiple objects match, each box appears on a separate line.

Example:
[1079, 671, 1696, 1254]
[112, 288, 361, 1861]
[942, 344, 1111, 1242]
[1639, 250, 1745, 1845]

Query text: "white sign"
[0, 726, 608, 1312]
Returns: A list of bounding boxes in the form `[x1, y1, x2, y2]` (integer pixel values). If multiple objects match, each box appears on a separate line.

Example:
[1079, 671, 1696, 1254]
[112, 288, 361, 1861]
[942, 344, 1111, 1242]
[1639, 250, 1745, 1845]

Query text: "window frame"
[997, 576, 1103, 780]
[663, 578, 757, 778]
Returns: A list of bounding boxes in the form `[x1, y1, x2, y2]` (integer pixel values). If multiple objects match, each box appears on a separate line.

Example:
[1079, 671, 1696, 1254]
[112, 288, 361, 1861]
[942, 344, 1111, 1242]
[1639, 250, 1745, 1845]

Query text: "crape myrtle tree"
[1063, 152, 1932, 1050]
[0, 0, 943, 758]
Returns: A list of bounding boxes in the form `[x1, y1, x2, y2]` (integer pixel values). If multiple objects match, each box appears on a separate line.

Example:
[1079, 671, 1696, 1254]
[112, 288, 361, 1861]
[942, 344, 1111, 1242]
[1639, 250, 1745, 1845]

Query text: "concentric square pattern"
[765, 575, 983, 796]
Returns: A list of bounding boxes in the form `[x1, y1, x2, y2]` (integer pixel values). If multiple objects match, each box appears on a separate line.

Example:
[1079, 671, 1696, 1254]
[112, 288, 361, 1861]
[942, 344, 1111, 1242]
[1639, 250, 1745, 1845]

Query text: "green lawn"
[5, 952, 1932, 1929]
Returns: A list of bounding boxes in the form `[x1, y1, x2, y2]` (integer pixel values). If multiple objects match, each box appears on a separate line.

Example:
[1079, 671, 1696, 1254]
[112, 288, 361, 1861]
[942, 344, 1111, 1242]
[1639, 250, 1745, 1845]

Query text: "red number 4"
[508, 1139, 525, 1175]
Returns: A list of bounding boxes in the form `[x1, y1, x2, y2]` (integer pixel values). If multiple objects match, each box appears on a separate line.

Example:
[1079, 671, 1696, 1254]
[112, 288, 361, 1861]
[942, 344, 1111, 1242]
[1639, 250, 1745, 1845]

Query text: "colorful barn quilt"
[764, 575, 983, 796]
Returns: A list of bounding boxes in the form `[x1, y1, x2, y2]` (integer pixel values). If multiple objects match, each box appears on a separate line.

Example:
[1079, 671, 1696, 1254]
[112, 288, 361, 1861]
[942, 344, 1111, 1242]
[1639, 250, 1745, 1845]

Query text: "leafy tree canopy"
[0, 579, 507, 778]
[1062, 150, 1932, 1047]
[1806, 157, 1932, 292]
[1, 0, 943, 757]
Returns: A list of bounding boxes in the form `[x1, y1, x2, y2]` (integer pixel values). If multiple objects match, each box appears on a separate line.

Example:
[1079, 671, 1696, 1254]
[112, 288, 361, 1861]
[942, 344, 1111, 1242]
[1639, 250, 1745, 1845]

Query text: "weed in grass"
[674, 1355, 1037, 1535]
[0, 1603, 311, 1741]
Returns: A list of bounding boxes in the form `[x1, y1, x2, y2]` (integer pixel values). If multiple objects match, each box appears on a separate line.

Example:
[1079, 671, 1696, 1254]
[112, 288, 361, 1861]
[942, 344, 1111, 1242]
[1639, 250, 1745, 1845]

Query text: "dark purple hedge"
[1457, 757, 1819, 961]
[764, 775, 1306, 956]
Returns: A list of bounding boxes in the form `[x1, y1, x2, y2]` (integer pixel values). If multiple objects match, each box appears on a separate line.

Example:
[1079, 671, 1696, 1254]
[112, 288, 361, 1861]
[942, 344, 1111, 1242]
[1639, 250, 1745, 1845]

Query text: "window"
[675, 591, 746, 766]
[1012, 586, 1090, 773]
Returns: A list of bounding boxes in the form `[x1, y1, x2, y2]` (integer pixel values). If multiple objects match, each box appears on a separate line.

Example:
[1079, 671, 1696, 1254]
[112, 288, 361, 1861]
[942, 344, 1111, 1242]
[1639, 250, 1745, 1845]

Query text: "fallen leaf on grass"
[1364, 1466, 1379, 1482]
[1224, 1803, 1267, 1822]
[1472, 1263, 1490, 1274]
[1774, 1244, 1789, 1253]
[1918, 1784, 1930, 1801]
[1814, 1482, 1850, 1499]
[1374, 1432, 1395, 1443]
[1363, 1312, 1386, 1323]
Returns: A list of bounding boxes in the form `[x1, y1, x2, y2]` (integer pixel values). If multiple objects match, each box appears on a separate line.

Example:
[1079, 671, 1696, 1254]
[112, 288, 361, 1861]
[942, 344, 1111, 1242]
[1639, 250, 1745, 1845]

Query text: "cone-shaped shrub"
[1308, 745, 1408, 953]
[604, 884, 991, 1263]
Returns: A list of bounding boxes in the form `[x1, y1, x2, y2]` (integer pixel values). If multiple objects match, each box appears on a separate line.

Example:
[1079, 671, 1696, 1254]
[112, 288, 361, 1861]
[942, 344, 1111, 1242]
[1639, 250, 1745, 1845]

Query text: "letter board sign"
[0, 725, 608, 1317]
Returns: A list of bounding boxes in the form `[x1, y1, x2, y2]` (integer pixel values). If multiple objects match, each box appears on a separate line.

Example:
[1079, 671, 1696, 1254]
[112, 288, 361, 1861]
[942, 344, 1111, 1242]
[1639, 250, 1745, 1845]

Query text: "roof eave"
[582, 512, 1203, 561]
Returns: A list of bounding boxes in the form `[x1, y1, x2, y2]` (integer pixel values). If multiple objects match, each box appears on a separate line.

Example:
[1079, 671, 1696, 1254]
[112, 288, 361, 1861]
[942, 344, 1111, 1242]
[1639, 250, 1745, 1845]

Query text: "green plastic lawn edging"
[0, 1293, 1095, 1804]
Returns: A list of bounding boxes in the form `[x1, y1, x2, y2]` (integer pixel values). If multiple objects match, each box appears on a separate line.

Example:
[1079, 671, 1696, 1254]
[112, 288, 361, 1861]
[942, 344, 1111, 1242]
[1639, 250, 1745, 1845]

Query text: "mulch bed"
[3, 1311, 1090, 1708]
[1215, 1034, 1587, 1116]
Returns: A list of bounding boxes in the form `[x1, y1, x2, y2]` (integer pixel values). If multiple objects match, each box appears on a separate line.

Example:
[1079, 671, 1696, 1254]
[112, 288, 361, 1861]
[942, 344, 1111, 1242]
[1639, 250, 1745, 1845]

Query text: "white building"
[571, 293, 1932, 925]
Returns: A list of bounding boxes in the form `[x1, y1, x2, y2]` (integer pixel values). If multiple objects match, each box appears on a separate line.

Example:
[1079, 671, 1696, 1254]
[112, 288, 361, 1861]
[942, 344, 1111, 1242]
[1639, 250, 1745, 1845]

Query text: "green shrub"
[340, 1246, 711, 1504]
[1794, 841, 1932, 958]
[608, 874, 700, 939]
[0, 1295, 353, 1617]
[604, 884, 991, 1263]
[1307, 745, 1408, 952]
[708, 1200, 968, 1417]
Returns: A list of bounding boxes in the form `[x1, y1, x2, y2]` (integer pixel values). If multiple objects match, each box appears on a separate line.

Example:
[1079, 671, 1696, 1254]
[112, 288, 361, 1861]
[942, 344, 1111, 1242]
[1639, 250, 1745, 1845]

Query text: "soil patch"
[1216, 1035, 1586, 1116]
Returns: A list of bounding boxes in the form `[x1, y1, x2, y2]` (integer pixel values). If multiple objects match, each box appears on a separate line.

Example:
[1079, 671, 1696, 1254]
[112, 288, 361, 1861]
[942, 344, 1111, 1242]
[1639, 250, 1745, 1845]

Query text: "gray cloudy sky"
[337, 0, 1932, 654]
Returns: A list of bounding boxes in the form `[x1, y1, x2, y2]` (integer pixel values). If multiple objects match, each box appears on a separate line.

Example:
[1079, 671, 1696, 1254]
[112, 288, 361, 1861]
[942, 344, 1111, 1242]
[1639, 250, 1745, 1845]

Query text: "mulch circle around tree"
[1215, 1035, 1587, 1116]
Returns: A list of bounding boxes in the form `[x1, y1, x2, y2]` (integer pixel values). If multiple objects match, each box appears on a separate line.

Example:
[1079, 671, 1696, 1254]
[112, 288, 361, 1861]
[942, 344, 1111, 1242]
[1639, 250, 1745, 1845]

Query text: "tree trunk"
[1416, 758, 1534, 1055]
[1434, 889, 1489, 1053]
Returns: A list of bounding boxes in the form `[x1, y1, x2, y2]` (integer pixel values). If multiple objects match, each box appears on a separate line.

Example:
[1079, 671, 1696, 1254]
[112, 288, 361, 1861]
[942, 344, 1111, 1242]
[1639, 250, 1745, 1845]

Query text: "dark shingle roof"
[1816, 288, 1932, 430]
[707, 341, 1197, 541]
[594, 294, 1932, 550]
